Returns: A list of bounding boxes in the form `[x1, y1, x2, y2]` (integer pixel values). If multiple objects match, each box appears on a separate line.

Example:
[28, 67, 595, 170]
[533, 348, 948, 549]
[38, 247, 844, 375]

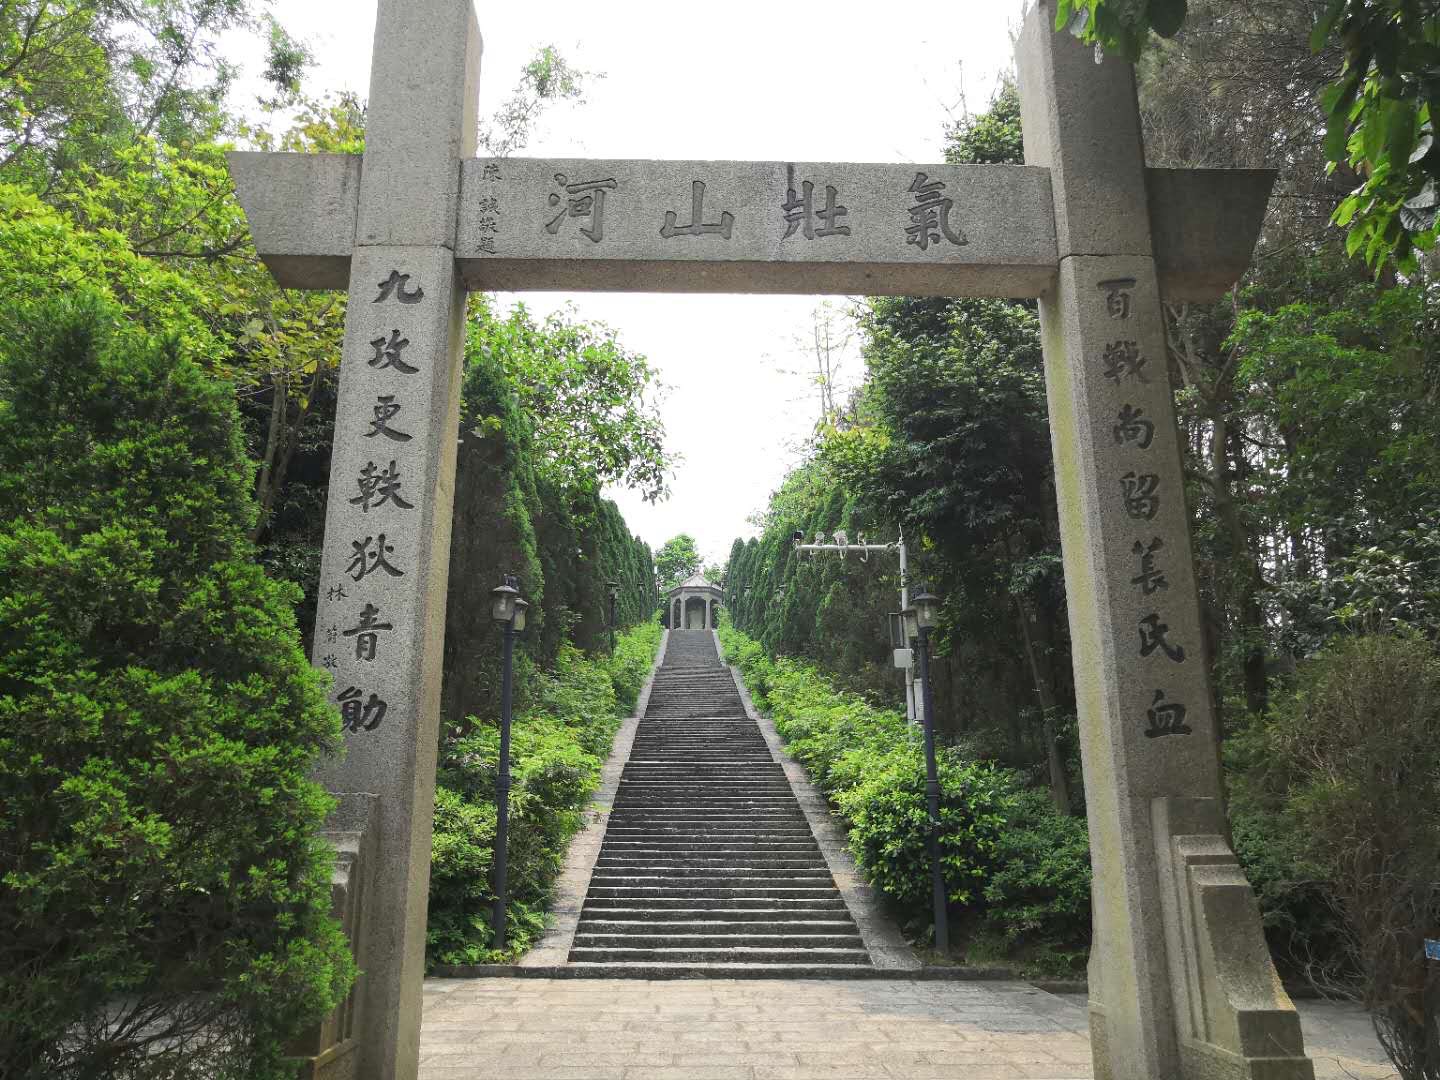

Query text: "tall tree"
[654, 534, 703, 592]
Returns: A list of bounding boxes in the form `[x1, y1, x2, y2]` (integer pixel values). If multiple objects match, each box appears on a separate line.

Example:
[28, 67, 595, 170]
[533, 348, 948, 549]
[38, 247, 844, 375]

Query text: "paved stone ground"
[417, 977, 1398, 1080]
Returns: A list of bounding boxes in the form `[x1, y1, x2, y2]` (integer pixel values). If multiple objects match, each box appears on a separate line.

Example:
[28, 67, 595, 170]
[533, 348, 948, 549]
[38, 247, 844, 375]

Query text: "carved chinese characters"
[546, 173, 614, 243]
[661, 180, 735, 239]
[905, 171, 969, 251]
[1089, 272, 1195, 739]
[782, 165, 850, 240]
[458, 161, 1005, 268]
[322, 267, 435, 732]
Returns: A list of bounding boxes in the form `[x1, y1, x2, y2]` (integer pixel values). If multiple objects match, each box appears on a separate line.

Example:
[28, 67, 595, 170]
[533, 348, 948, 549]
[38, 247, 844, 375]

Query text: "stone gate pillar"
[1017, 5, 1311, 1079]
[307, 3, 481, 1077]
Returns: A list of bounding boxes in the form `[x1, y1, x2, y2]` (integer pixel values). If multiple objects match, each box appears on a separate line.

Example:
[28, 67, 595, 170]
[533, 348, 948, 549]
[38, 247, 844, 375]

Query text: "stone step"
[596, 858, 829, 869]
[592, 869, 834, 882]
[561, 962, 879, 978]
[581, 895, 849, 912]
[596, 866, 831, 877]
[605, 815, 808, 824]
[568, 946, 870, 965]
[600, 837, 818, 846]
[579, 905, 851, 924]
[576, 918, 857, 934]
[566, 635, 870, 971]
[573, 933, 863, 950]
[586, 885, 842, 900]
[598, 841, 822, 849]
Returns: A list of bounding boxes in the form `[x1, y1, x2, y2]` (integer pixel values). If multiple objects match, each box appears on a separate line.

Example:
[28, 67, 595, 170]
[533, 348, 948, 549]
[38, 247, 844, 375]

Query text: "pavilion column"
[307, 3, 481, 1079]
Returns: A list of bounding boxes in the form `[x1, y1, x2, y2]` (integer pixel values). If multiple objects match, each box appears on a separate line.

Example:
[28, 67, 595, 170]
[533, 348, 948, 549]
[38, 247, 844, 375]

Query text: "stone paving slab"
[418, 977, 1398, 1079]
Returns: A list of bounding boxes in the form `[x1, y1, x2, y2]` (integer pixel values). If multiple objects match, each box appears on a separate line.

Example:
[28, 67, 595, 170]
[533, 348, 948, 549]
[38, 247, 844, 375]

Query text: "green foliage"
[1274, 530, 1440, 650]
[654, 533, 703, 593]
[609, 619, 663, 714]
[980, 789, 1092, 971]
[474, 302, 668, 502]
[0, 0, 280, 191]
[725, 86, 1074, 796]
[0, 182, 223, 363]
[1073, 0, 1440, 272]
[720, 624, 1091, 957]
[427, 626, 660, 967]
[1054, 0, 1187, 61]
[945, 81, 1025, 166]
[1230, 634, 1440, 1077]
[477, 45, 594, 159]
[0, 297, 351, 1079]
[442, 325, 659, 729]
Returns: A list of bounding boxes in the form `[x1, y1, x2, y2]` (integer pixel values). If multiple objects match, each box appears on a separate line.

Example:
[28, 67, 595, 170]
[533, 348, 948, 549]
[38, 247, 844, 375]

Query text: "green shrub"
[0, 297, 352, 1079]
[980, 788, 1092, 967]
[607, 617, 662, 714]
[721, 623, 1092, 956]
[835, 747, 1012, 911]
[1231, 633, 1440, 1079]
[427, 626, 659, 966]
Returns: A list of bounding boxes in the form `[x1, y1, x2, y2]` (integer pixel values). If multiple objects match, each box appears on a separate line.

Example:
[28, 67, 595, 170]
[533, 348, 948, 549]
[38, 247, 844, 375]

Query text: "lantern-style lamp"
[512, 597, 529, 633]
[490, 580, 519, 625]
[912, 588, 940, 630]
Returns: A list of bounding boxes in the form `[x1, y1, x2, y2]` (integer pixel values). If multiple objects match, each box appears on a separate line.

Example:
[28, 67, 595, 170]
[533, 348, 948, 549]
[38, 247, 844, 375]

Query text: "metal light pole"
[792, 529, 920, 725]
[905, 588, 947, 956]
[606, 580, 620, 653]
[489, 577, 529, 952]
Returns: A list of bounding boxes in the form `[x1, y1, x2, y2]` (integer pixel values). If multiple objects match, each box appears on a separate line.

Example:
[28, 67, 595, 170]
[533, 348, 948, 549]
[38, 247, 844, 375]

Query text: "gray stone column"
[705, 597, 713, 629]
[1017, 7, 1307, 1079]
[309, 3, 481, 1078]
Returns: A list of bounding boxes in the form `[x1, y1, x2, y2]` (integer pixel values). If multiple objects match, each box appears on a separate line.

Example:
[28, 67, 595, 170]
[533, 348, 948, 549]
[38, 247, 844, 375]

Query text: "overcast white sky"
[227, 1, 1026, 565]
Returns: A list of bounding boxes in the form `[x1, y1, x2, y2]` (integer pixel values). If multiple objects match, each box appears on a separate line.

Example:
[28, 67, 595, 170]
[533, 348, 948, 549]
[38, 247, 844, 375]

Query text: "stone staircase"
[568, 630, 870, 971]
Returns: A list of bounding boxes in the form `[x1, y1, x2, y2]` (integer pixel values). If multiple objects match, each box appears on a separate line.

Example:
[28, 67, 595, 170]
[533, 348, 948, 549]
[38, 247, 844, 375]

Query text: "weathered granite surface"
[229, 151, 1270, 302]
[303, 3, 482, 1078]
[1017, 4, 1309, 1078]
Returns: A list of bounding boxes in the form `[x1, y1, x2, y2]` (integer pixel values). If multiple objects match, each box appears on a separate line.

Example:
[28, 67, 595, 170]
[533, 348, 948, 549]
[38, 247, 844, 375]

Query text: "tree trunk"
[1014, 596, 1071, 815]
[250, 363, 327, 547]
[1212, 415, 1268, 718]
[251, 376, 286, 544]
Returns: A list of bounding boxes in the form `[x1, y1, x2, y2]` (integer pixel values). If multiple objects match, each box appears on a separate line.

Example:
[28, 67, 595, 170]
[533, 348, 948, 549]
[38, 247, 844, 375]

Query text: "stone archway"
[228, 1, 1311, 1075]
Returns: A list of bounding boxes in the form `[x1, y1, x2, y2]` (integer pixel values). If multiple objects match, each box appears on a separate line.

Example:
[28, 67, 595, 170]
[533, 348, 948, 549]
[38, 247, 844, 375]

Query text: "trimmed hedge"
[0, 297, 352, 1078]
[426, 620, 661, 966]
[720, 623, 1090, 965]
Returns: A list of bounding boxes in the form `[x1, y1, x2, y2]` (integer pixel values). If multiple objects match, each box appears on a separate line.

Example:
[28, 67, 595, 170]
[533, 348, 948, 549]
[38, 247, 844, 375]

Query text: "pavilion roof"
[669, 574, 720, 595]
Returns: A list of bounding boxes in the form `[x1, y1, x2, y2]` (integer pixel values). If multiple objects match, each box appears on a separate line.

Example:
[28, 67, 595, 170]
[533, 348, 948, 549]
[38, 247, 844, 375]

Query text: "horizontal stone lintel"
[228, 152, 1273, 302]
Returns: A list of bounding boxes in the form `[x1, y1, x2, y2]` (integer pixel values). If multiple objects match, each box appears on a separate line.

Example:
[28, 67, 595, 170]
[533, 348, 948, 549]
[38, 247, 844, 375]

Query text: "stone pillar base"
[1123, 796, 1313, 1080]
[288, 793, 380, 1080]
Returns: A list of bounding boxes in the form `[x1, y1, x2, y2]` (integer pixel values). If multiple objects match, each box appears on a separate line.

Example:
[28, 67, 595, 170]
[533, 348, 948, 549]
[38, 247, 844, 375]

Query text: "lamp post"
[904, 588, 947, 955]
[606, 580, 620, 653]
[489, 577, 529, 952]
